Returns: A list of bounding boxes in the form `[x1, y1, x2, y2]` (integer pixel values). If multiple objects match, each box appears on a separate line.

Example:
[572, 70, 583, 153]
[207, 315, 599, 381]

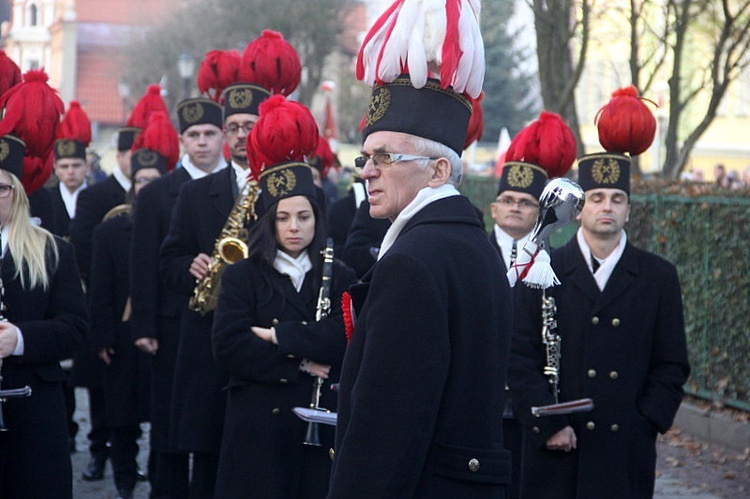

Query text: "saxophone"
[188, 180, 260, 315]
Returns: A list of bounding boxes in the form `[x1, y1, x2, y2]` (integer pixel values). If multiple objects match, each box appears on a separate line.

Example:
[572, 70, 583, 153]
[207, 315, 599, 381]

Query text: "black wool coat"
[212, 257, 356, 498]
[89, 214, 150, 427]
[340, 199, 390, 278]
[160, 166, 238, 453]
[29, 186, 56, 233]
[129, 166, 192, 450]
[47, 185, 72, 238]
[0, 237, 88, 499]
[329, 195, 513, 498]
[69, 174, 126, 279]
[508, 237, 690, 499]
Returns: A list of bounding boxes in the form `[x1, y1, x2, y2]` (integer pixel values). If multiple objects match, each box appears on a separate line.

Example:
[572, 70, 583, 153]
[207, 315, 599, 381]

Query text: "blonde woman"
[0, 134, 88, 499]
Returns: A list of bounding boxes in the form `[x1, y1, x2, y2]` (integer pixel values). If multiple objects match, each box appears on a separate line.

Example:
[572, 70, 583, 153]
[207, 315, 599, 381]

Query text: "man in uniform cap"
[159, 32, 300, 498]
[328, 1, 513, 496]
[128, 95, 224, 498]
[508, 87, 690, 498]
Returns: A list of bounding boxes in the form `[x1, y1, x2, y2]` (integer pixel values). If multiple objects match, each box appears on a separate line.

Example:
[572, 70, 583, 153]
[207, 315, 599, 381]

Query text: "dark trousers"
[87, 386, 111, 459]
[62, 376, 78, 446]
[110, 424, 141, 492]
[150, 451, 190, 499]
[190, 452, 219, 499]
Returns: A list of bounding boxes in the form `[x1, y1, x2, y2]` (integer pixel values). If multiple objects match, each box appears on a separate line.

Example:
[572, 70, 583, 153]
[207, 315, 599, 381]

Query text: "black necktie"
[510, 240, 517, 266]
[591, 255, 600, 273]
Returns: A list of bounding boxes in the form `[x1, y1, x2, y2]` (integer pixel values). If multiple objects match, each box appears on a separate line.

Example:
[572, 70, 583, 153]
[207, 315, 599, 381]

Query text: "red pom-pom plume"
[247, 95, 319, 181]
[505, 112, 577, 178]
[595, 85, 656, 156]
[0, 69, 64, 159]
[57, 100, 91, 145]
[197, 49, 241, 102]
[0, 51, 22, 98]
[131, 111, 180, 171]
[22, 152, 54, 195]
[240, 30, 302, 96]
[464, 91, 484, 150]
[311, 137, 337, 177]
[127, 84, 168, 128]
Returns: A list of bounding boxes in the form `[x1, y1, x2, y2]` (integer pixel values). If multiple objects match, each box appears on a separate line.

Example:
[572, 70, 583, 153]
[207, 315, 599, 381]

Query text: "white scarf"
[273, 250, 312, 292]
[59, 181, 87, 218]
[576, 228, 627, 291]
[377, 184, 460, 260]
[179, 154, 228, 180]
[112, 164, 132, 192]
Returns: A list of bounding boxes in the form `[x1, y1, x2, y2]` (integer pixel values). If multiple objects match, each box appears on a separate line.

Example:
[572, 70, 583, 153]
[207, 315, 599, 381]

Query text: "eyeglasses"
[354, 152, 436, 169]
[225, 122, 254, 135]
[495, 196, 539, 209]
[0, 184, 14, 198]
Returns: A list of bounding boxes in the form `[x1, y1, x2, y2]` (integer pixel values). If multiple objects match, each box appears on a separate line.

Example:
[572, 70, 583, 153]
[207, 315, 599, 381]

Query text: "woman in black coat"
[0, 134, 88, 499]
[212, 162, 356, 499]
[88, 126, 178, 499]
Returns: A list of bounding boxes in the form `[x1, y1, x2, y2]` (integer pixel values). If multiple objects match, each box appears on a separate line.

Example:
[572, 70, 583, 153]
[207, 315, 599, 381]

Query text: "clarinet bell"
[303, 421, 321, 446]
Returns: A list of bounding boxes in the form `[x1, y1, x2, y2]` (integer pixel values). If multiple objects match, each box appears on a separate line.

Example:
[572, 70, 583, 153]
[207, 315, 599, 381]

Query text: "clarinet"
[0, 229, 33, 431]
[302, 238, 335, 446]
[540, 290, 561, 404]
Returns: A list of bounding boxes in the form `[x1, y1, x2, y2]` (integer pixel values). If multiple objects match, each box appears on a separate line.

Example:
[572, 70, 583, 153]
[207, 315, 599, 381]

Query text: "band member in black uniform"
[491, 112, 577, 499]
[160, 32, 301, 498]
[68, 121, 141, 481]
[329, 2, 513, 496]
[508, 88, 690, 498]
[0, 130, 88, 497]
[212, 94, 356, 499]
[129, 96, 225, 499]
[89, 112, 179, 499]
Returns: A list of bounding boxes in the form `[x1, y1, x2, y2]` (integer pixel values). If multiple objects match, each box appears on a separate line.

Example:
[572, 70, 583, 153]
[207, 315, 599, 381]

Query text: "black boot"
[82, 453, 107, 481]
[116, 488, 134, 499]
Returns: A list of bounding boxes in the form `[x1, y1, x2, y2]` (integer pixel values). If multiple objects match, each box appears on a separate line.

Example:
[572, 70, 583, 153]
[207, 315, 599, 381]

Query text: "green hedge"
[461, 176, 750, 407]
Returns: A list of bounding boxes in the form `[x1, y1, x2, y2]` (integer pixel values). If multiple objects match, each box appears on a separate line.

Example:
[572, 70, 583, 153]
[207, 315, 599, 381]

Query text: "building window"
[29, 4, 38, 26]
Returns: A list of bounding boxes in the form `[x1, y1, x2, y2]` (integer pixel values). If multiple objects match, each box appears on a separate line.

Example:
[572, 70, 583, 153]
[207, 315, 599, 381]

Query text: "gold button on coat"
[611, 424, 619, 432]
[271, 408, 280, 415]
[586, 421, 595, 430]
[272, 318, 279, 326]
[468, 458, 480, 472]
[611, 318, 621, 327]
[287, 354, 295, 359]
[587, 369, 597, 378]
[591, 316, 600, 325]
[532, 426, 541, 434]
[609, 371, 619, 380]
[279, 378, 288, 384]
[329, 448, 335, 461]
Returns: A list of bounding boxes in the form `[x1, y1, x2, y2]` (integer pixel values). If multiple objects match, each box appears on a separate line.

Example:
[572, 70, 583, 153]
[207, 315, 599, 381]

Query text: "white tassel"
[522, 249, 560, 289]
[506, 240, 538, 288]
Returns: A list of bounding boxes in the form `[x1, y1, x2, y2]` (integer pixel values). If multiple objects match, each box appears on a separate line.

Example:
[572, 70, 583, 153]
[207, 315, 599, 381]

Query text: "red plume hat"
[131, 111, 180, 176]
[54, 100, 91, 160]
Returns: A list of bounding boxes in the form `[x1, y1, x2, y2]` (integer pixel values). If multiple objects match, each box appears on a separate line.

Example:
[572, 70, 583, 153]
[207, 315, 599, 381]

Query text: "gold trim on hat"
[591, 157, 621, 185]
[366, 87, 391, 127]
[507, 164, 535, 188]
[228, 88, 254, 110]
[265, 168, 297, 198]
[56, 140, 77, 157]
[0, 140, 9, 162]
[136, 150, 159, 167]
[181, 103, 205, 124]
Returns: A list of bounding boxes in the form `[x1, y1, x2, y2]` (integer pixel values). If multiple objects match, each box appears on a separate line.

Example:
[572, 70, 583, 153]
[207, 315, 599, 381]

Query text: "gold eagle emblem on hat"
[182, 103, 205, 124]
[56, 140, 77, 158]
[266, 169, 297, 198]
[507, 164, 535, 189]
[366, 87, 391, 127]
[228, 88, 253, 110]
[591, 158, 621, 185]
[0, 140, 9, 162]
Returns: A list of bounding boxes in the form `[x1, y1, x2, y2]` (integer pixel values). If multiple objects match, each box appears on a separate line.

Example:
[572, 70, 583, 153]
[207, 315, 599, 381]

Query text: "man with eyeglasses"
[489, 163, 546, 274]
[329, 2, 513, 494]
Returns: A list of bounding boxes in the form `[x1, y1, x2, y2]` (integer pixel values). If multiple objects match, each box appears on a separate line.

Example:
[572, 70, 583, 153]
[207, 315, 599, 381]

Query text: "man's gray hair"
[409, 136, 463, 185]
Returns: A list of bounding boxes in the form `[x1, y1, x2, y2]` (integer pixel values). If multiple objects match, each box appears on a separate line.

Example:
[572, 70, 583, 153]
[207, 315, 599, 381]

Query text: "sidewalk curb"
[674, 402, 750, 452]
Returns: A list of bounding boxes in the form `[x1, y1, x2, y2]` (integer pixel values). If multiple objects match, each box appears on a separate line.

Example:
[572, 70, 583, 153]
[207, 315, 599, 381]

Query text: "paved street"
[71, 388, 747, 498]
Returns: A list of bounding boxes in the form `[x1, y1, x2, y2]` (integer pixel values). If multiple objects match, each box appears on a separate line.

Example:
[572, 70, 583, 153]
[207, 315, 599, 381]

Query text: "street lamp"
[116, 80, 131, 123]
[177, 52, 196, 100]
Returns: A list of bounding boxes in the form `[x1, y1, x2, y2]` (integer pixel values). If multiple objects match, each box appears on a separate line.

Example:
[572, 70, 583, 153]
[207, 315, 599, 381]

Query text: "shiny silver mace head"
[529, 178, 585, 245]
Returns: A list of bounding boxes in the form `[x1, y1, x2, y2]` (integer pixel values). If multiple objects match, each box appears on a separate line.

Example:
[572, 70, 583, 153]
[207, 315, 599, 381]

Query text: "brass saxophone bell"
[217, 237, 249, 264]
